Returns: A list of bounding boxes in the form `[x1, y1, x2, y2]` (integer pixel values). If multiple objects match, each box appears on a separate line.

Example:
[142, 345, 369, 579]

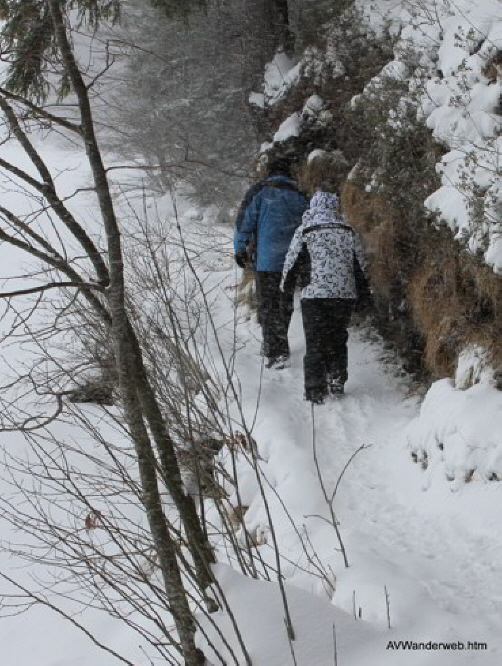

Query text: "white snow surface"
[302, 93, 324, 117]
[254, 50, 301, 107]
[273, 112, 302, 143]
[406, 378, 502, 491]
[358, 0, 502, 274]
[2, 11, 502, 666]
[198, 276, 502, 664]
[308, 148, 328, 163]
[2, 181, 502, 662]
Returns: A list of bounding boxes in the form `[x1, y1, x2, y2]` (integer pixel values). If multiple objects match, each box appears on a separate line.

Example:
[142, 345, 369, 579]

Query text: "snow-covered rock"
[273, 112, 302, 143]
[359, 0, 502, 274]
[406, 378, 502, 487]
[260, 50, 302, 106]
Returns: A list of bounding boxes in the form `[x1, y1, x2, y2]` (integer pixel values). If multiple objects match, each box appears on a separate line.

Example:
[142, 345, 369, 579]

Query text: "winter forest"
[0, 0, 501, 664]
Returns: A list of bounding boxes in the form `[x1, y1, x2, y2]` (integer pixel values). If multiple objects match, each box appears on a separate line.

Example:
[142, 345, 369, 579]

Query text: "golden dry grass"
[342, 180, 402, 300]
[236, 267, 257, 314]
[298, 151, 351, 195]
[342, 180, 502, 379]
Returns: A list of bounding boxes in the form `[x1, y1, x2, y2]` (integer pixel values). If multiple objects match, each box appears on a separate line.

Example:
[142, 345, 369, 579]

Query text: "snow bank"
[405, 374, 502, 488]
[359, 0, 502, 274]
[249, 50, 302, 108]
[198, 564, 381, 666]
[273, 111, 302, 143]
[356, 0, 502, 493]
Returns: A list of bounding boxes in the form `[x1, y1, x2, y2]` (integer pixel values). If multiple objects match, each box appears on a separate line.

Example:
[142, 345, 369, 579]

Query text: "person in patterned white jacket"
[280, 153, 369, 403]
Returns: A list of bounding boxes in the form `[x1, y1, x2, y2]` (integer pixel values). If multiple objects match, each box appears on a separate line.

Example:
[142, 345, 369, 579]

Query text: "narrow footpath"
[229, 300, 502, 664]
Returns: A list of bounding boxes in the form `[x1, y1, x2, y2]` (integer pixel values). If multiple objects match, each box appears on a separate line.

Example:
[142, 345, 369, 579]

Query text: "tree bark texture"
[47, 2, 212, 662]
[272, 0, 294, 54]
[241, 0, 282, 90]
[115, 332, 205, 665]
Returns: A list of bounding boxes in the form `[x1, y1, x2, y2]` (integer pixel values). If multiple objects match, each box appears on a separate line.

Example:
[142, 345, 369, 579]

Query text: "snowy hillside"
[360, 0, 502, 275]
[248, 0, 502, 498]
[351, 0, 502, 490]
[203, 268, 502, 664]
[1, 1, 502, 665]
[3, 199, 502, 664]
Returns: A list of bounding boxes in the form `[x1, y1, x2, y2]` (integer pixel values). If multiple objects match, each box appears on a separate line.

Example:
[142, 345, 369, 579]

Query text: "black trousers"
[301, 298, 354, 391]
[255, 271, 295, 360]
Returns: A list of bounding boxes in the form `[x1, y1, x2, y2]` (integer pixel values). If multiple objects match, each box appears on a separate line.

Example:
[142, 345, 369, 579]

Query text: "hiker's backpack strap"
[302, 223, 355, 236]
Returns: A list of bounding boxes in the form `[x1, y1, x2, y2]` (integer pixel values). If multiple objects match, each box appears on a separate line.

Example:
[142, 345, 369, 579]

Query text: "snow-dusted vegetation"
[0, 1, 501, 665]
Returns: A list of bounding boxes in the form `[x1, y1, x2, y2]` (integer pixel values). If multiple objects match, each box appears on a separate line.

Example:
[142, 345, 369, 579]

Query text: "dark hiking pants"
[255, 271, 295, 361]
[301, 298, 355, 392]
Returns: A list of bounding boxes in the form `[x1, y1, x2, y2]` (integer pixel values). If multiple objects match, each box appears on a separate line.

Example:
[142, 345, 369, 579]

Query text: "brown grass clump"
[472, 262, 502, 319]
[424, 315, 464, 377]
[342, 180, 412, 301]
[298, 150, 351, 196]
[236, 267, 257, 316]
[343, 180, 502, 381]
[410, 230, 502, 378]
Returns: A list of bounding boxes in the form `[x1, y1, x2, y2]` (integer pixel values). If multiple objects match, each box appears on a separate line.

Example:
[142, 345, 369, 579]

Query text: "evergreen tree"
[107, 0, 298, 206]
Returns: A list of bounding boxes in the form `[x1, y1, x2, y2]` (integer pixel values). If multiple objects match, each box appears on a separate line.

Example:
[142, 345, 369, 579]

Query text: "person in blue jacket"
[234, 154, 308, 368]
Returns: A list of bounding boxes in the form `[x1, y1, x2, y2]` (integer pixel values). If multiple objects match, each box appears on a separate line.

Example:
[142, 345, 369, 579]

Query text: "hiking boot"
[305, 387, 327, 405]
[327, 375, 345, 396]
[266, 354, 290, 370]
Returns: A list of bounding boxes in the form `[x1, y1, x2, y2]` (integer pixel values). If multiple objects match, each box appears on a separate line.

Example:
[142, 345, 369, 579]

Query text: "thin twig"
[285, 618, 299, 666]
[385, 585, 391, 630]
[333, 622, 338, 666]
[310, 405, 349, 567]
[0, 281, 105, 298]
[331, 443, 371, 503]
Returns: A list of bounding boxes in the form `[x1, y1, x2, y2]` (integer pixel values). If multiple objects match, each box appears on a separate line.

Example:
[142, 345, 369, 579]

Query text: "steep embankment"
[248, 0, 502, 493]
[204, 266, 502, 663]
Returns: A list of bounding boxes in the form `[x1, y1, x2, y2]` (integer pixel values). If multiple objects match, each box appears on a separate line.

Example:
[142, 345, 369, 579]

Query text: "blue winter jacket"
[234, 176, 309, 272]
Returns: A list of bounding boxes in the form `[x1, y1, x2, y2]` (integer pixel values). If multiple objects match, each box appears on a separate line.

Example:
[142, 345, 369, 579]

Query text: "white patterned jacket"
[280, 191, 368, 300]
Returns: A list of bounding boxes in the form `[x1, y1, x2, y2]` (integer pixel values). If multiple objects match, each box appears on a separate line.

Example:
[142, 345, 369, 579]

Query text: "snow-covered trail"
[229, 298, 502, 664]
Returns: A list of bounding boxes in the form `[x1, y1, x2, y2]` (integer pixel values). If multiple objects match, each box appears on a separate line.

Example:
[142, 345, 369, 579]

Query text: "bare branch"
[0, 281, 105, 299]
[0, 572, 136, 666]
[331, 443, 371, 503]
[0, 94, 110, 286]
[0, 86, 82, 135]
[0, 204, 67, 257]
[0, 226, 111, 323]
[86, 41, 116, 92]
[0, 394, 63, 432]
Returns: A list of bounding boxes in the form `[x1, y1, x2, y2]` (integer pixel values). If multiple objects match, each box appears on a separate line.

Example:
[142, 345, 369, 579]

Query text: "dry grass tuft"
[342, 180, 406, 300]
[298, 150, 351, 195]
[236, 267, 257, 316]
[343, 181, 502, 380]
[409, 233, 502, 377]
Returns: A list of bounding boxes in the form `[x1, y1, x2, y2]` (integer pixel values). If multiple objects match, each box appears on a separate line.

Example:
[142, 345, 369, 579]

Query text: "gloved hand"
[234, 251, 248, 269]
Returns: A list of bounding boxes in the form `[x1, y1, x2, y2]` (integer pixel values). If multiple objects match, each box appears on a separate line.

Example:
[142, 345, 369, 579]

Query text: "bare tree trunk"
[47, 1, 212, 661]
[118, 336, 205, 665]
[126, 324, 217, 590]
[272, 0, 295, 54]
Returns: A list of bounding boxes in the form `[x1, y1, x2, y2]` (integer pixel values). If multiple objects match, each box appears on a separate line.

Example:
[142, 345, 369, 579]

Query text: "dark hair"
[266, 154, 292, 177]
